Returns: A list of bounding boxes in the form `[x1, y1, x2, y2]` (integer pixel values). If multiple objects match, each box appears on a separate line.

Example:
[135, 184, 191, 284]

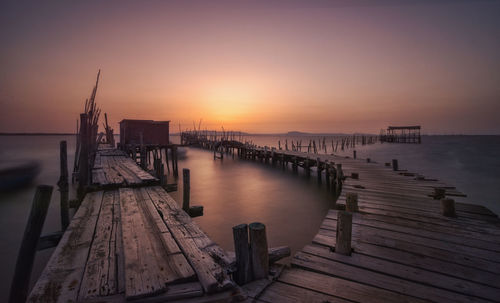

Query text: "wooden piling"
[9, 185, 53, 303]
[392, 159, 399, 171]
[316, 158, 321, 182]
[441, 198, 456, 217]
[346, 192, 359, 212]
[78, 113, 89, 191]
[183, 168, 190, 212]
[232, 224, 251, 285]
[249, 222, 269, 279]
[335, 211, 352, 256]
[57, 140, 69, 230]
[353, 150, 357, 159]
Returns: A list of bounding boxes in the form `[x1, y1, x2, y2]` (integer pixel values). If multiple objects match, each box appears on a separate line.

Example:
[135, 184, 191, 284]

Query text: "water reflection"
[168, 148, 334, 256]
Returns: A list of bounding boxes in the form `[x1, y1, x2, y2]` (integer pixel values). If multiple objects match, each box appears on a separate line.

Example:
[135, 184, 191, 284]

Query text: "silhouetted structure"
[119, 119, 170, 145]
[380, 125, 421, 143]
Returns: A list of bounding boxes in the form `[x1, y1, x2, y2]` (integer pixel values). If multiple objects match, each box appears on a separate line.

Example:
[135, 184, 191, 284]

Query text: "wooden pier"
[27, 145, 240, 302]
[181, 133, 500, 303]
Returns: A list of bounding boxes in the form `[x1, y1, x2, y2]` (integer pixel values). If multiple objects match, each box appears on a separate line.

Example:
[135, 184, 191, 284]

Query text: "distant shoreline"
[0, 132, 498, 136]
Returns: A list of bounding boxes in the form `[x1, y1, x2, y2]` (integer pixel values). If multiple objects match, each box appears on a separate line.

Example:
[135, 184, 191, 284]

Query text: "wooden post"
[78, 113, 88, 191]
[353, 150, 357, 159]
[305, 158, 310, 177]
[232, 224, 251, 285]
[183, 168, 190, 212]
[172, 146, 179, 177]
[316, 159, 322, 182]
[249, 222, 269, 279]
[335, 211, 352, 256]
[366, 158, 371, 163]
[346, 193, 359, 212]
[351, 172, 359, 179]
[441, 198, 456, 217]
[392, 159, 398, 171]
[9, 185, 53, 303]
[57, 141, 69, 230]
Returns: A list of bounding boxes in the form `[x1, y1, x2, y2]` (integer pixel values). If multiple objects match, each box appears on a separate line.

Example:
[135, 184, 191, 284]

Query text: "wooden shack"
[119, 119, 170, 146]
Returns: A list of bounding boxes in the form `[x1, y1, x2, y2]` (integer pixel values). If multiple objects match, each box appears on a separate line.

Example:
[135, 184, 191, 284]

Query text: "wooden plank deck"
[252, 151, 500, 303]
[28, 145, 239, 302]
[92, 147, 158, 189]
[28, 185, 238, 302]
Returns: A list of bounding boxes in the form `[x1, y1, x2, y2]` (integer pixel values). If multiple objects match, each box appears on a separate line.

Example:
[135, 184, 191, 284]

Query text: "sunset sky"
[1, 0, 499, 134]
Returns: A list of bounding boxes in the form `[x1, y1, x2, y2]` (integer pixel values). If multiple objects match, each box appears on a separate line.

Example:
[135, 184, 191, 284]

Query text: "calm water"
[1, 134, 499, 301]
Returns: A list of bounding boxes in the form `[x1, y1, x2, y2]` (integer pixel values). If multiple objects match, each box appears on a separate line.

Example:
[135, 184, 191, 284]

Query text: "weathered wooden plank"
[279, 268, 428, 303]
[136, 187, 196, 280]
[313, 231, 500, 275]
[111, 157, 142, 184]
[301, 244, 500, 301]
[325, 210, 500, 252]
[119, 187, 186, 299]
[293, 251, 490, 303]
[258, 281, 352, 303]
[78, 190, 118, 299]
[327, 208, 500, 244]
[28, 191, 104, 302]
[321, 217, 500, 262]
[145, 186, 234, 294]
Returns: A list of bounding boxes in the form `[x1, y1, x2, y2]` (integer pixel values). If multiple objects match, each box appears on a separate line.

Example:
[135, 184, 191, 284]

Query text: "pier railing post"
[9, 185, 53, 303]
[249, 222, 269, 279]
[57, 140, 69, 230]
[183, 168, 190, 212]
[335, 211, 352, 256]
[441, 198, 456, 217]
[232, 224, 251, 285]
[346, 193, 359, 212]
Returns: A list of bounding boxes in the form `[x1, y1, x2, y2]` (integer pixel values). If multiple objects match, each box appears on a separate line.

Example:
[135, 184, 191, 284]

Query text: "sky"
[1, 0, 499, 134]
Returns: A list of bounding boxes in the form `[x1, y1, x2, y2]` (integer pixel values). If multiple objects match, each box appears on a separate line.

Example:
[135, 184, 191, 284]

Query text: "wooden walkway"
[28, 147, 239, 302]
[247, 152, 500, 303]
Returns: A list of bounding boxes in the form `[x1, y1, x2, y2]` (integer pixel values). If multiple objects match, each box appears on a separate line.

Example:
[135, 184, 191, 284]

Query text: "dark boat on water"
[0, 160, 41, 191]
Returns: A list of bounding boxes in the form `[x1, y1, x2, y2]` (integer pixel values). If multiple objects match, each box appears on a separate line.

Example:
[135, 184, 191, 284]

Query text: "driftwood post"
[249, 222, 269, 279]
[335, 211, 352, 256]
[57, 140, 69, 230]
[182, 168, 190, 212]
[9, 185, 53, 303]
[232, 224, 251, 285]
